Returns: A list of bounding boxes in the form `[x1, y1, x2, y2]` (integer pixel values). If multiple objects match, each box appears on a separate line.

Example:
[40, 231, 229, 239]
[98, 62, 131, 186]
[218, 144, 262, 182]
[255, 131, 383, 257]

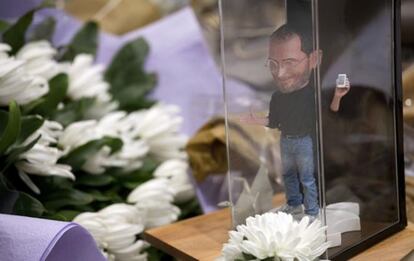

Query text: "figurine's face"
[268, 35, 316, 93]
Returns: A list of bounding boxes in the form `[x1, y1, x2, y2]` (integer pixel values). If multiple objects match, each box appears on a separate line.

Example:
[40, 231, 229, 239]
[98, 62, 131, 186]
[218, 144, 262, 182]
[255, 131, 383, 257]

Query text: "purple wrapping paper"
[0, 214, 106, 261]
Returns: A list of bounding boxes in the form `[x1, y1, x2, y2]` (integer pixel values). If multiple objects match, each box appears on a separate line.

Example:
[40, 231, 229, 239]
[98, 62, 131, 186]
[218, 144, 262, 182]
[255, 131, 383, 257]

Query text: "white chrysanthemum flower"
[73, 212, 108, 247]
[0, 43, 49, 105]
[16, 120, 74, 194]
[62, 54, 118, 118]
[124, 104, 188, 161]
[16, 41, 60, 80]
[92, 111, 149, 173]
[58, 120, 101, 153]
[221, 212, 330, 261]
[85, 99, 119, 120]
[59, 104, 188, 175]
[128, 179, 180, 228]
[74, 203, 148, 261]
[137, 200, 181, 229]
[128, 179, 175, 203]
[59, 114, 149, 175]
[153, 159, 195, 203]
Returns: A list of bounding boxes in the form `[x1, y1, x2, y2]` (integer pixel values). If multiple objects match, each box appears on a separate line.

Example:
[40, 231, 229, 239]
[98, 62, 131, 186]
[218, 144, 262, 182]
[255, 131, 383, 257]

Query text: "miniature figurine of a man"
[240, 24, 349, 219]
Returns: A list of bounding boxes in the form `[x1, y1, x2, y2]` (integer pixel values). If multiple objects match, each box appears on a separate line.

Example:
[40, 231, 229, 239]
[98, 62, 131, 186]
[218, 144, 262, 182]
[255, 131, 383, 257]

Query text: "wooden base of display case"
[144, 194, 414, 261]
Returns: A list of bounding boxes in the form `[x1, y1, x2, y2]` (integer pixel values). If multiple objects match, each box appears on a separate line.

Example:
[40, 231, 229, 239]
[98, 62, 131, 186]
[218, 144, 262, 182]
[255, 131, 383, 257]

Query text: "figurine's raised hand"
[330, 79, 350, 112]
[334, 79, 350, 98]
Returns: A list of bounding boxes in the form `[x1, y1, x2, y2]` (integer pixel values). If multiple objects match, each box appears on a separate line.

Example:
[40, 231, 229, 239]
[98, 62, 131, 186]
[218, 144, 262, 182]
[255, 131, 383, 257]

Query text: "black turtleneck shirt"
[267, 82, 316, 136]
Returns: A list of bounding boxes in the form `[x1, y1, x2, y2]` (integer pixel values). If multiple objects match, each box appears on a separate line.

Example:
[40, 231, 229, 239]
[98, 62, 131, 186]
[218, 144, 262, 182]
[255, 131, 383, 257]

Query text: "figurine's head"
[268, 24, 321, 93]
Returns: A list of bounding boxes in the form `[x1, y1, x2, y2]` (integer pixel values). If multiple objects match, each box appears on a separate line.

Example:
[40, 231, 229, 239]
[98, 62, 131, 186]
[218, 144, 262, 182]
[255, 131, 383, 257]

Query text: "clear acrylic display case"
[219, 0, 406, 259]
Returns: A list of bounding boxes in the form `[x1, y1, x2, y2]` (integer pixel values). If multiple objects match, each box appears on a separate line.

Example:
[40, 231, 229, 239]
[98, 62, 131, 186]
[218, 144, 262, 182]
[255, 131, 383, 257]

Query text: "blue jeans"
[280, 135, 319, 215]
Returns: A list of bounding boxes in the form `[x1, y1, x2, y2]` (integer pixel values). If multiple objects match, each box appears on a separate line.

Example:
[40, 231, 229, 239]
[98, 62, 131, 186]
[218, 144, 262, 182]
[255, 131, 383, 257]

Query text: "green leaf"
[45, 209, 81, 221]
[59, 21, 98, 61]
[40, 0, 57, 8]
[13, 192, 45, 217]
[60, 137, 123, 170]
[27, 16, 56, 42]
[76, 174, 114, 187]
[52, 97, 95, 126]
[113, 158, 158, 189]
[3, 135, 41, 172]
[111, 76, 156, 111]
[22, 98, 46, 115]
[55, 210, 81, 221]
[177, 198, 202, 220]
[242, 253, 257, 260]
[33, 176, 73, 192]
[43, 189, 94, 210]
[3, 10, 35, 54]
[105, 37, 156, 111]
[139, 158, 158, 173]
[0, 20, 9, 33]
[101, 189, 123, 203]
[0, 111, 9, 135]
[86, 190, 112, 201]
[30, 73, 68, 117]
[120, 181, 143, 190]
[0, 175, 45, 217]
[16, 115, 44, 144]
[0, 101, 21, 155]
[146, 247, 173, 261]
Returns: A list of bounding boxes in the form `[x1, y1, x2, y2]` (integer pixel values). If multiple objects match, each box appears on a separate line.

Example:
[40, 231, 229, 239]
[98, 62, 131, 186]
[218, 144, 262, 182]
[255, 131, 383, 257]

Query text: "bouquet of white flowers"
[0, 5, 199, 260]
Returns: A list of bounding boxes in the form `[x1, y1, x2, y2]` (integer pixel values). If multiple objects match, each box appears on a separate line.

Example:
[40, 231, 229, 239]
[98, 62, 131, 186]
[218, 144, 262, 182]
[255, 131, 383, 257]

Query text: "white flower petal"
[62, 54, 116, 117]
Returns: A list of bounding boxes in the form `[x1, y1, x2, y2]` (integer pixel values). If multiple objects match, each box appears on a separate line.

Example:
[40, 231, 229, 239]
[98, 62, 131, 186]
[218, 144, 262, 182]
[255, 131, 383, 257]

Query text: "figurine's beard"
[276, 69, 312, 93]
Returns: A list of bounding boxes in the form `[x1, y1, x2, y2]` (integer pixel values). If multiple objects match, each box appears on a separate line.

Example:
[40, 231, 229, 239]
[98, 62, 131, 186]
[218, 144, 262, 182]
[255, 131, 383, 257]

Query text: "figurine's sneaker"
[307, 214, 319, 223]
[273, 204, 303, 215]
[294, 213, 320, 223]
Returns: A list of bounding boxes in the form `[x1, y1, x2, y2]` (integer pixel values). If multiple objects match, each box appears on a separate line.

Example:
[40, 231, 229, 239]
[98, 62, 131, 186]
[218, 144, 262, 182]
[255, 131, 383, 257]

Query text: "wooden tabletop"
[144, 208, 232, 261]
[144, 198, 414, 261]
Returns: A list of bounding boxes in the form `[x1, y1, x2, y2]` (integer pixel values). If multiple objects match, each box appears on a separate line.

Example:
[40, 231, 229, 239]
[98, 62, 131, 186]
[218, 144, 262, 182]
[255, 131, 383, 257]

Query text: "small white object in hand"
[336, 73, 348, 88]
